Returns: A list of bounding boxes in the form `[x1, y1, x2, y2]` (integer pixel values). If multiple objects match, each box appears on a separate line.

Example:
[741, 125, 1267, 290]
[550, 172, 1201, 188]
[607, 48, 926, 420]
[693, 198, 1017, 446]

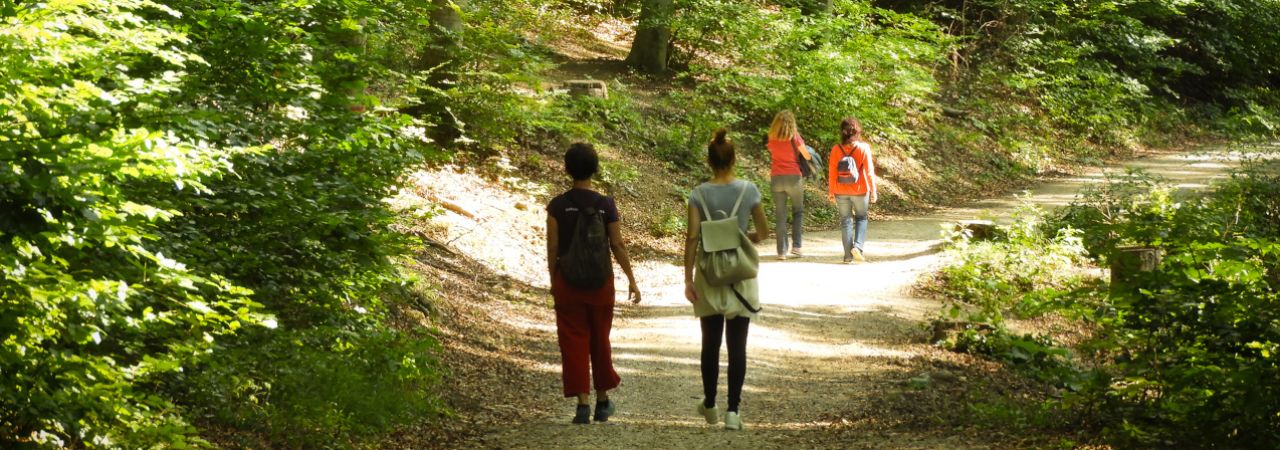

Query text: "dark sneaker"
[572, 404, 591, 424]
[594, 400, 615, 422]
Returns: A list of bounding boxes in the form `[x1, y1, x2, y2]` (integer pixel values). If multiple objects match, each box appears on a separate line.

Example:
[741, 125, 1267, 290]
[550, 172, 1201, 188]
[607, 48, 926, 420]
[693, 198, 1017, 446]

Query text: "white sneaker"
[724, 411, 743, 430]
[697, 401, 719, 424]
[852, 247, 866, 262]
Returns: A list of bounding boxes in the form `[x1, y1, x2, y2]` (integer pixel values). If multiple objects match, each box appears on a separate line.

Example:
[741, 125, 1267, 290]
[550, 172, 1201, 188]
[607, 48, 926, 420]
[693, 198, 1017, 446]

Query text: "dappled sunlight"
[406, 169, 551, 289]
[502, 314, 559, 334]
[613, 352, 702, 367]
[449, 340, 561, 375]
[746, 324, 916, 359]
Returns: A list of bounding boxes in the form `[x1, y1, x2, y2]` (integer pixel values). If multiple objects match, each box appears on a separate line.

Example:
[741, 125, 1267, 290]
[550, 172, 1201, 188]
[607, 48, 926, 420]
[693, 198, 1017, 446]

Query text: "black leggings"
[700, 315, 750, 413]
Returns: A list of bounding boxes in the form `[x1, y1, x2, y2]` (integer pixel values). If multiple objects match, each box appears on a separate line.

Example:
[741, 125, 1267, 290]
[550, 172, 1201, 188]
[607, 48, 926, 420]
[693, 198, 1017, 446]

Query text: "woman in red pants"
[545, 142, 642, 424]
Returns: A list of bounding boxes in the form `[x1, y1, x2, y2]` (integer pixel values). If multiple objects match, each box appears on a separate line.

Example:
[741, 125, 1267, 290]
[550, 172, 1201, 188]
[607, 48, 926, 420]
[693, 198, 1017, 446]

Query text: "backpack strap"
[790, 137, 806, 161]
[692, 186, 713, 221]
[730, 284, 762, 313]
[728, 182, 749, 218]
[694, 183, 750, 220]
[566, 189, 605, 212]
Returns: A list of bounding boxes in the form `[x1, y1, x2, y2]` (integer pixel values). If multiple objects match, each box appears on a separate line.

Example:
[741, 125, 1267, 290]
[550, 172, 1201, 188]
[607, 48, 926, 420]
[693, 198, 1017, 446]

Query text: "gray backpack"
[835, 143, 860, 185]
[557, 193, 612, 290]
[693, 184, 762, 312]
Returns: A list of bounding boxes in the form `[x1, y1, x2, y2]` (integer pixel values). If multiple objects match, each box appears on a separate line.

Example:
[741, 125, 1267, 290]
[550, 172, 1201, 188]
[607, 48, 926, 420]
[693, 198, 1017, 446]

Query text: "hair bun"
[712, 128, 729, 144]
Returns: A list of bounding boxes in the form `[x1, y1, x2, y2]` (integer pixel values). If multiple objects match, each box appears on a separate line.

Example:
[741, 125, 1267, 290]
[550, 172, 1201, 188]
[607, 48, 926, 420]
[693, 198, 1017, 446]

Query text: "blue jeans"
[836, 194, 869, 257]
[770, 175, 804, 256]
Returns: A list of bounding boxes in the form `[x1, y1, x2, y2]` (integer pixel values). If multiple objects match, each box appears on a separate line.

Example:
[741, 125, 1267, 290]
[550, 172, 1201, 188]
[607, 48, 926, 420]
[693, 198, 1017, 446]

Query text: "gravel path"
[464, 146, 1257, 449]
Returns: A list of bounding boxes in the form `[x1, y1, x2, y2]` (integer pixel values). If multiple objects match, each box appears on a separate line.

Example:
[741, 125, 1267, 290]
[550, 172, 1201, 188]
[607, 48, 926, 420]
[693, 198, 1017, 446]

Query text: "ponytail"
[707, 128, 736, 172]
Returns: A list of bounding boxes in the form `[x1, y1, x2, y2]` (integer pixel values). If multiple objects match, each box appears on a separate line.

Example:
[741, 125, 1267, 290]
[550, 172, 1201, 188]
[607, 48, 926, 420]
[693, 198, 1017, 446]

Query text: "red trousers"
[551, 271, 621, 397]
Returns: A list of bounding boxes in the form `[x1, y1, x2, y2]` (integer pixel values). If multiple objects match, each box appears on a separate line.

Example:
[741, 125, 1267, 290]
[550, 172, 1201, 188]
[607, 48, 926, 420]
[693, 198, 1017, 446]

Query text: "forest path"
[475, 146, 1251, 449]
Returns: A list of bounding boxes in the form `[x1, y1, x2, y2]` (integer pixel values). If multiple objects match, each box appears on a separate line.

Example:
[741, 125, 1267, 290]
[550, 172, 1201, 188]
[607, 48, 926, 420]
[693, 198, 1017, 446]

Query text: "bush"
[1, 0, 445, 446]
[179, 325, 442, 449]
[933, 158, 1280, 447]
[930, 202, 1091, 325]
[0, 2, 271, 446]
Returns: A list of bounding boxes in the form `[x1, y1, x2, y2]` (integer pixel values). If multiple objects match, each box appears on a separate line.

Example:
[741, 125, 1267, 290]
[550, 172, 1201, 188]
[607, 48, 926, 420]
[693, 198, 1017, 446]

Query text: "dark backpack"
[790, 138, 822, 179]
[557, 192, 612, 290]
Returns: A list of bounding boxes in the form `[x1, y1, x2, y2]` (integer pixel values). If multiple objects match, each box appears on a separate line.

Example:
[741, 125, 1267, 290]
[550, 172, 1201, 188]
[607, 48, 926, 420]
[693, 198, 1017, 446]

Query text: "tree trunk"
[329, 19, 368, 112]
[413, 0, 466, 143]
[421, 0, 464, 75]
[799, 0, 833, 15]
[625, 0, 674, 75]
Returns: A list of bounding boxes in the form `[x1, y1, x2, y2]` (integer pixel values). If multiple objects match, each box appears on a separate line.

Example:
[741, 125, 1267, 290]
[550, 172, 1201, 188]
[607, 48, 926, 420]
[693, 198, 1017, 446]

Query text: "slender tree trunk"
[625, 0, 674, 75]
[329, 19, 368, 111]
[799, 0, 833, 15]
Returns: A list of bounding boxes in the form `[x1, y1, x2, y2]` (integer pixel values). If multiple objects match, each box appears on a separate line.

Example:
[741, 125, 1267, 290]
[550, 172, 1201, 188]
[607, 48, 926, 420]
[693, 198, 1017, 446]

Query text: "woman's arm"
[546, 216, 558, 280]
[750, 204, 769, 243]
[865, 145, 878, 203]
[827, 145, 839, 201]
[607, 222, 641, 304]
[683, 204, 702, 304]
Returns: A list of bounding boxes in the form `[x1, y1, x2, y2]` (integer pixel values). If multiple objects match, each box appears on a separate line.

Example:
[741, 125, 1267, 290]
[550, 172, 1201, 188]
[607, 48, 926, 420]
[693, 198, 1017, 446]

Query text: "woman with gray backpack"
[546, 143, 642, 424]
[683, 129, 769, 430]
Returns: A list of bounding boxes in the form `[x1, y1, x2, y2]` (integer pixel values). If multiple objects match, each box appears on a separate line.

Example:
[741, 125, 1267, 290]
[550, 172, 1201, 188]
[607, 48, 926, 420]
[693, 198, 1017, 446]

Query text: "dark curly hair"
[564, 142, 599, 181]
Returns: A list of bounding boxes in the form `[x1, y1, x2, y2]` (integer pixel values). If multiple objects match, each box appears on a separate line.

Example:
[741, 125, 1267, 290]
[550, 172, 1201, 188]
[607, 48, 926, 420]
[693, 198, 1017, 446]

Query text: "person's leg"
[700, 315, 726, 408]
[725, 316, 751, 413]
[836, 195, 855, 261]
[768, 178, 788, 256]
[585, 299, 621, 421]
[786, 180, 805, 252]
[770, 177, 789, 257]
[553, 287, 594, 424]
[555, 300, 592, 401]
[852, 194, 870, 253]
[586, 301, 621, 393]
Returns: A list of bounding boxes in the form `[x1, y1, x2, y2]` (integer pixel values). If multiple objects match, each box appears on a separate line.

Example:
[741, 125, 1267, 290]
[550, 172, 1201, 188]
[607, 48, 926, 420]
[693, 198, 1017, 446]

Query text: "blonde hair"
[767, 111, 798, 141]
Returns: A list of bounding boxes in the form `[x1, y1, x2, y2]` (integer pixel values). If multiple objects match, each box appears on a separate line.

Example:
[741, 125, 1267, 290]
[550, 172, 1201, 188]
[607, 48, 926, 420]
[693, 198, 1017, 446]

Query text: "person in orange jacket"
[826, 117, 877, 263]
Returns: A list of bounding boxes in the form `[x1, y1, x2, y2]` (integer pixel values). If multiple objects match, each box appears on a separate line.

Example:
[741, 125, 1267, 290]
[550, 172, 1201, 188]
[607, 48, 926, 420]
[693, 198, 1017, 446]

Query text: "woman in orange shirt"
[765, 111, 808, 260]
[826, 117, 877, 263]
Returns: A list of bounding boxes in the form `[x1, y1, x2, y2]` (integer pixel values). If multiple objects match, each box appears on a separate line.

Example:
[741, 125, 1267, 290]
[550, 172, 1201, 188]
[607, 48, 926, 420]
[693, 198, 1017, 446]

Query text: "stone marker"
[565, 80, 608, 98]
[954, 220, 998, 241]
[1111, 246, 1162, 292]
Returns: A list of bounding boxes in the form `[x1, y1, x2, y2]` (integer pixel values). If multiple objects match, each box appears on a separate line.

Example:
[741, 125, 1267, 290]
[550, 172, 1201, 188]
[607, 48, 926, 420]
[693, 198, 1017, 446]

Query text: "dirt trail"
[467, 146, 1260, 449]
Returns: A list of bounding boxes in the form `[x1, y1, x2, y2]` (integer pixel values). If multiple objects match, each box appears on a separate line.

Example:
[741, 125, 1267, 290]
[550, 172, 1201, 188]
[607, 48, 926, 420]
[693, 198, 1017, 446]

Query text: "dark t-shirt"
[546, 188, 620, 256]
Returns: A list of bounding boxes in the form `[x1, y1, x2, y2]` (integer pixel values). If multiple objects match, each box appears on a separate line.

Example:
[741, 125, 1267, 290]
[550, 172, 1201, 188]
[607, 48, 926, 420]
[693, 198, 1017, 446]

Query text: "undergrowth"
[926, 154, 1280, 448]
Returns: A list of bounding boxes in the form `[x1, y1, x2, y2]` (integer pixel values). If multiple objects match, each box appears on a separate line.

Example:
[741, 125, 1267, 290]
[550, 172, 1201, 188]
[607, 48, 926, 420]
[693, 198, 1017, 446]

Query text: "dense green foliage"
[2, 1, 443, 447]
[930, 157, 1280, 447]
[443, 0, 1278, 223]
